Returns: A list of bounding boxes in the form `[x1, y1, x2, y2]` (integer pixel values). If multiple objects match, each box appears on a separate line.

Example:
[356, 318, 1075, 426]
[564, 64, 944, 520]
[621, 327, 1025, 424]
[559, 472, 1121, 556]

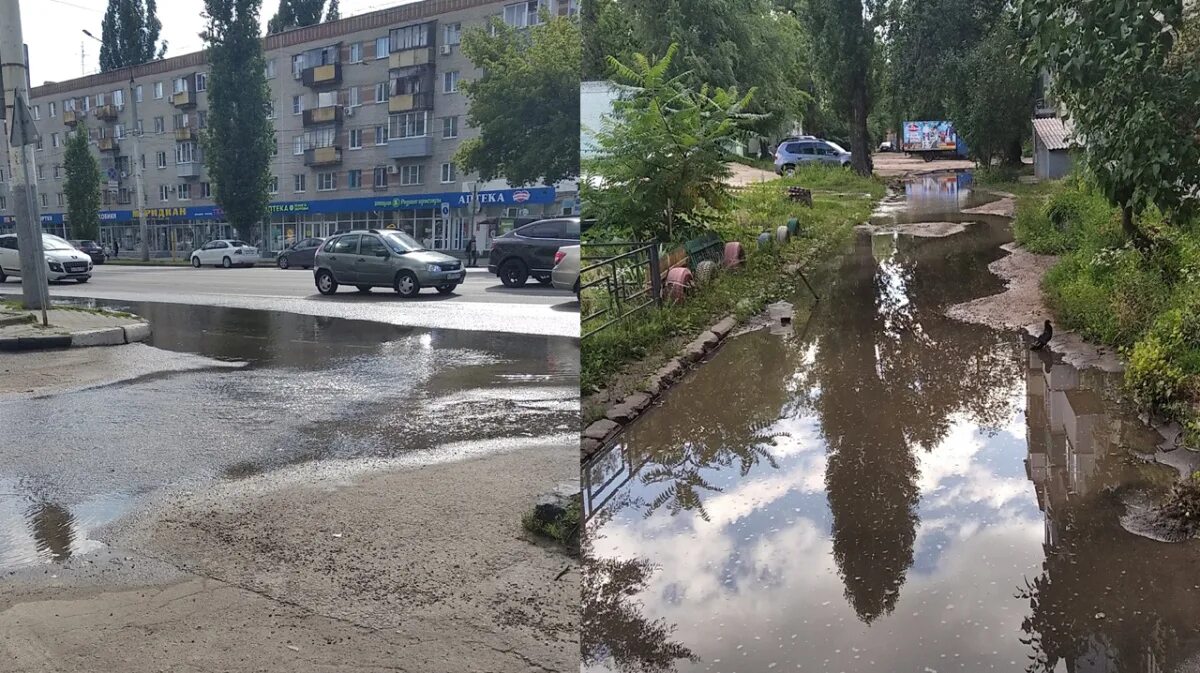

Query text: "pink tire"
[665, 266, 693, 302]
[723, 241, 745, 269]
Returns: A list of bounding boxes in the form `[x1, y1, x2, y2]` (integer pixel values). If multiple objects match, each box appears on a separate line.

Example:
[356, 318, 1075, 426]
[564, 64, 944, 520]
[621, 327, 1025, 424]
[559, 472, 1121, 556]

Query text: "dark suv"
[488, 217, 580, 288]
[70, 240, 107, 264]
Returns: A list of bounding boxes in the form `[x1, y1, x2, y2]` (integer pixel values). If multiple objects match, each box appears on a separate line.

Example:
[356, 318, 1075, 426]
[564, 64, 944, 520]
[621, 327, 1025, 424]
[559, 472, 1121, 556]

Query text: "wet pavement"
[0, 300, 577, 571]
[582, 174, 1200, 672]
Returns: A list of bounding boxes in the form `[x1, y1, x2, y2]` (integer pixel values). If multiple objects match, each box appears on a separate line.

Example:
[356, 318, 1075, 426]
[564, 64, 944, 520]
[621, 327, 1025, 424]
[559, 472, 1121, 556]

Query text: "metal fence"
[580, 242, 662, 339]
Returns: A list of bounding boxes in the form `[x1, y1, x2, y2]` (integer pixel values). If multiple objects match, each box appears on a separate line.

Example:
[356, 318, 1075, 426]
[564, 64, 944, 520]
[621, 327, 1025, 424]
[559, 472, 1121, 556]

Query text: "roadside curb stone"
[123, 323, 152, 344]
[583, 419, 620, 442]
[72, 327, 127, 347]
[711, 315, 737, 339]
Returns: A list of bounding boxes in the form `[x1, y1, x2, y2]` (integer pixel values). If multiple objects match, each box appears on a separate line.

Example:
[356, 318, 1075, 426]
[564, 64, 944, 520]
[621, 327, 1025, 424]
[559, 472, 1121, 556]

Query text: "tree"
[453, 13, 580, 187]
[581, 0, 636, 80]
[63, 126, 101, 241]
[582, 46, 759, 244]
[202, 0, 274, 243]
[99, 0, 167, 72]
[806, 0, 877, 175]
[266, 0, 327, 33]
[1021, 0, 1200, 246]
[324, 0, 339, 22]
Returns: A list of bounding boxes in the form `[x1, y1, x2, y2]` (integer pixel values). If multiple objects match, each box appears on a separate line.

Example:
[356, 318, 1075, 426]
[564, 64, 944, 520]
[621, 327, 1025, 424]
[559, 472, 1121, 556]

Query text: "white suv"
[0, 233, 94, 284]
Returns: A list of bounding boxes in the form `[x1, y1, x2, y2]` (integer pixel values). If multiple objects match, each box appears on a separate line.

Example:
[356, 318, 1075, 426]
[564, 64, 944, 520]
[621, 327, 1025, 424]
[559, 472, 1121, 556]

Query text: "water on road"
[582, 174, 1200, 672]
[0, 302, 578, 570]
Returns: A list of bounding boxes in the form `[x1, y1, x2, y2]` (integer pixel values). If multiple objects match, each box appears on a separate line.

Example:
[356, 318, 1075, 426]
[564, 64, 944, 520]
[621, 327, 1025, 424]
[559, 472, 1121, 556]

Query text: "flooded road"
[582, 174, 1200, 672]
[0, 302, 577, 571]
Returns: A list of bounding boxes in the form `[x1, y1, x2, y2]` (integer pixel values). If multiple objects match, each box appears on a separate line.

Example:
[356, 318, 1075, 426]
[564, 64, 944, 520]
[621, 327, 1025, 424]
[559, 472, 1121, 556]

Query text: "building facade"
[0, 0, 578, 258]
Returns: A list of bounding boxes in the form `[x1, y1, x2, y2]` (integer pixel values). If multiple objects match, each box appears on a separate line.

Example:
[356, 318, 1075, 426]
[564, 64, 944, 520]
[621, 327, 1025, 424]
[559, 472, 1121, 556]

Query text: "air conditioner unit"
[388, 165, 400, 175]
[345, 107, 354, 117]
[440, 44, 452, 56]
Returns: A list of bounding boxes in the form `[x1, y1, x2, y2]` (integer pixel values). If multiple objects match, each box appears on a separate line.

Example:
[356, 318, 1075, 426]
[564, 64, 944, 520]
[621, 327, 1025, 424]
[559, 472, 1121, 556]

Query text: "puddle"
[0, 302, 578, 570]
[582, 174, 1200, 672]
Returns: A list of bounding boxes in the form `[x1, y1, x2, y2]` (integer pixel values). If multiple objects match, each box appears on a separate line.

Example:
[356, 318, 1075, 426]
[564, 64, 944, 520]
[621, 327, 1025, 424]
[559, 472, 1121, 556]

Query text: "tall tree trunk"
[1121, 203, 1150, 251]
[1005, 138, 1023, 167]
[850, 82, 872, 177]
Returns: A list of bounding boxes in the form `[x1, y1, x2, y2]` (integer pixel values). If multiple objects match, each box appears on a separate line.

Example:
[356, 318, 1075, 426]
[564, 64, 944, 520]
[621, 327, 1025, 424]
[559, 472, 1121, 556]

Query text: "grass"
[1012, 175, 1200, 443]
[522, 494, 581, 556]
[1, 299, 138, 320]
[581, 165, 884, 396]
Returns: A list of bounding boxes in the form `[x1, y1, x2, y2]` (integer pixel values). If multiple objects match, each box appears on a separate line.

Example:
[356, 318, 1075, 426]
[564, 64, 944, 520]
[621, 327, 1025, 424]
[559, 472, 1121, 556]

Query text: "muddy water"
[582, 176, 1200, 672]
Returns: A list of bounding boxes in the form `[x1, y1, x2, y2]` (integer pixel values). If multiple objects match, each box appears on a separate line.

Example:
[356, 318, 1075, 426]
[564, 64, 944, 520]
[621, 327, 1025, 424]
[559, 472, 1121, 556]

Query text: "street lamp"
[82, 29, 150, 261]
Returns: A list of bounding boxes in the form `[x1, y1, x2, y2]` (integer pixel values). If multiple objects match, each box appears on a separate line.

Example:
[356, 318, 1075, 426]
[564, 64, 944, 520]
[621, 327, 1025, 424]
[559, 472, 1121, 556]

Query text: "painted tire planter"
[723, 242, 745, 269]
[758, 231, 774, 250]
[787, 217, 800, 236]
[665, 266, 693, 303]
[776, 225, 790, 244]
[694, 259, 718, 285]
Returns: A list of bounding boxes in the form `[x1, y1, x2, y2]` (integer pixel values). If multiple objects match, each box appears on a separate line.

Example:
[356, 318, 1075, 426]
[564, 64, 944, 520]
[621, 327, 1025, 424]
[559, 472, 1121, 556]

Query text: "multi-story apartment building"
[0, 0, 578, 257]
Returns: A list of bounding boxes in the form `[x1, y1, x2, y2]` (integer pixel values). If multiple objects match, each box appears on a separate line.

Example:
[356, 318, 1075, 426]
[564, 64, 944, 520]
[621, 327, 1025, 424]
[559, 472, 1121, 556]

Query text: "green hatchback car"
[313, 229, 464, 297]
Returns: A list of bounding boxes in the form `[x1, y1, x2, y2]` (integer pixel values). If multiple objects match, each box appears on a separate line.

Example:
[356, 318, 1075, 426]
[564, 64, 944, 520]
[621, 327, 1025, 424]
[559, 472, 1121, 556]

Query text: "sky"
[20, 0, 420, 87]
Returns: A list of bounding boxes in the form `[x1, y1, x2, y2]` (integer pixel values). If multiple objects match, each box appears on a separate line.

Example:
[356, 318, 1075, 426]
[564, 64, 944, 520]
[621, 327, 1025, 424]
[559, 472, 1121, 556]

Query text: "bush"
[1127, 300, 1200, 412]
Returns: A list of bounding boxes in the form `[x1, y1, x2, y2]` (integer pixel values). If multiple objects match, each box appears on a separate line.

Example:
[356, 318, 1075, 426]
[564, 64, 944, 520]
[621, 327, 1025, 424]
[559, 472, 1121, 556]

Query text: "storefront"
[29, 186, 559, 258]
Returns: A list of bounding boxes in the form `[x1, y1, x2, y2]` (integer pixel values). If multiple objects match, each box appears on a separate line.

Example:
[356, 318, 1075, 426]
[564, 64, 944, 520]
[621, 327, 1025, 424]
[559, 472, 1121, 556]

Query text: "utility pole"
[1, 0, 51, 318]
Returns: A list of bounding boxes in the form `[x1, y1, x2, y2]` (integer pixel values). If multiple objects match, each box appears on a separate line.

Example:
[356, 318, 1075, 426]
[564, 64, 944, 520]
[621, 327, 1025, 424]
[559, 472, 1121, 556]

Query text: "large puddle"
[582, 174, 1200, 672]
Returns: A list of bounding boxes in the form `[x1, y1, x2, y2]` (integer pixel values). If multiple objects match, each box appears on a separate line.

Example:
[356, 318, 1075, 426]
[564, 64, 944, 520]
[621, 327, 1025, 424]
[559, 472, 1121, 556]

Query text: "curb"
[0, 321, 151, 351]
[581, 314, 740, 462]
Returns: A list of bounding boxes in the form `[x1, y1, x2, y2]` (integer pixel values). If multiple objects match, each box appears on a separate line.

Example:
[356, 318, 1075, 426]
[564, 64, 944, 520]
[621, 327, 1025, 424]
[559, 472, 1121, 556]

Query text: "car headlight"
[427, 264, 443, 273]
[48, 261, 63, 272]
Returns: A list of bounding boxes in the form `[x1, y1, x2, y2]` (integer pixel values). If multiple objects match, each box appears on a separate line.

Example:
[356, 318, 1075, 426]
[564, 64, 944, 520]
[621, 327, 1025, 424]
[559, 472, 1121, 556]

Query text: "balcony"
[97, 137, 119, 152]
[302, 105, 344, 127]
[94, 104, 120, 121]
[176, 162, 203, 179]
[389, 48, 433, 69]
[171, 90, 197, 108]
[304, 145, 343, 166]
[175, 126, 197, 141]
[63, 110, 83, 127]
[387, 136, 433, 160]
[388, 91, 434, 113]
[302, 63, 342, 89]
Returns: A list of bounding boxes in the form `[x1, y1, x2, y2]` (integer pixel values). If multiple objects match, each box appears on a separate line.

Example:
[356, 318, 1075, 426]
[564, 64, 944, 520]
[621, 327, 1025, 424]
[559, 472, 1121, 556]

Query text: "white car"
[0, 233, 93, 283]
[190, 239, 260, 268]
[551, 245, 580, 296]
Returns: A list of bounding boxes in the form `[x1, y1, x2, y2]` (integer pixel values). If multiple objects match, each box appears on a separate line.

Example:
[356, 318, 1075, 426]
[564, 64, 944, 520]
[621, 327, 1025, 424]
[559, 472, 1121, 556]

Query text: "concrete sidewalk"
[0, 307, 150, 350]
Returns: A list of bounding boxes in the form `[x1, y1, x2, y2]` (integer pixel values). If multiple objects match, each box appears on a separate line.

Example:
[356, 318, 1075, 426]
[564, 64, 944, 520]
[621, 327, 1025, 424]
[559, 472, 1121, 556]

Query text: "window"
[294, 174, 306, 192]
[375, 36, 389, 58]
[112, 89, 124, 107]
[442, 116, 458, 139]
[0, 197, 5, 210]
[444, 22, 461, 45]
[268, 176, 278, 193]
[195, 72, 207, 91]
[201, 182, 212, 199]
[82, 96, 90, 111]
[41, 193, 47, 208]
[292, 54, 304, 79]
[176, 142, 198, 164]
[503, 0, 548, 28]
[294, 136, 305, 155]
[154, 116, 165, 134]
[350, 42, 362, 63]
[136, 119, 144, 134]
[292, 95, 304, 115]
[390, 23, 430, 51]
[400, 164, 423, 186]
[443, 71, 459, 94]
[348, 169, 362, 189]
[178, 183, 191, 200]
[135, 85, 143, 103]
[345, 86, 360, 109]
[375, 83, 387, 103]
[305, 127, 338, 149]
[115, 124, 125, 138]
[64, 98, 75, 112]
[51, 132, 60, 148]
[373, 166, 388, 188]
[389, 111, 426, 139]
[198, 111, 208, 128]
[318, 172, 336, 191]
[317, 90, 338, 107]
[157, 151, 167, 169]
[53, 165, 60, 179]
[36, 165, 44, 180]
[331, 235, 359, 253]
[173, 77, 188, 94]
[154, 82, 164, 99]
[35, 136, 43, 151]
[32, 105, 40, 120]
[159, 185, 170, 201]
[349, 128, 363, 150]
[173, 113, 190, 130]
[440, 162, 456, 184]
[57, 193, 64, 207]
[263, 59, 276, 79]
[374, 125, 388, 145]
[359, 235, 388, 257]
[48, 102, 57, 117]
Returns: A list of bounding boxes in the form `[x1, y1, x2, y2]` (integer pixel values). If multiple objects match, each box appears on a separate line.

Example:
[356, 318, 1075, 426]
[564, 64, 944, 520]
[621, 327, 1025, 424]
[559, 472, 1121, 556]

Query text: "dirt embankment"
[872, 152, 976, 178]
[0, 442, 579, 673]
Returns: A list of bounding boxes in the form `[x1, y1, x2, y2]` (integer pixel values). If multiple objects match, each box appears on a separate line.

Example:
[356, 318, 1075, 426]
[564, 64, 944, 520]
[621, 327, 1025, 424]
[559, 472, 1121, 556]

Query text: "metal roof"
[1033, 117, 1078, 151]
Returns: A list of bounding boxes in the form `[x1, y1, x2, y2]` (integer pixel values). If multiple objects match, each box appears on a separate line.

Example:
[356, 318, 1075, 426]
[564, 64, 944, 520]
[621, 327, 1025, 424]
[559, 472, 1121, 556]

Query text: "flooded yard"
[582, 174, 1200, 672]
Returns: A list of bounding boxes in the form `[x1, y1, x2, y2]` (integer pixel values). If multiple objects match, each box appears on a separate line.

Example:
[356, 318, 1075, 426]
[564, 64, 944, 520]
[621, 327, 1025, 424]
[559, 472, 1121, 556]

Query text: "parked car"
[69, 239, 107, 264]
[774, 138, 853, 174]
[276, 237, 325, 270]
[551, 245, 580, 297]
[190, 239, 259, 268]
[488, 217, 581, 288]
[0, 233, 93, 283]
[313, 229, 463, 298]
[878, 141, 895, 152]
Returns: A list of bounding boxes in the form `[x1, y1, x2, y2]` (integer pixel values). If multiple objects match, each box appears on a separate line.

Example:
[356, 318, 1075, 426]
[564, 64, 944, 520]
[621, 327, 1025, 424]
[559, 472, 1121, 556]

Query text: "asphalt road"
[0, 264, 579, 336]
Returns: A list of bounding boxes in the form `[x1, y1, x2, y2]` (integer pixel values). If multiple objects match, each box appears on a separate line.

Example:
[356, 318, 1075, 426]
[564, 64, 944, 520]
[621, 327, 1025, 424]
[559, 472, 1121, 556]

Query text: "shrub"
[1126, 305, 1200, 413]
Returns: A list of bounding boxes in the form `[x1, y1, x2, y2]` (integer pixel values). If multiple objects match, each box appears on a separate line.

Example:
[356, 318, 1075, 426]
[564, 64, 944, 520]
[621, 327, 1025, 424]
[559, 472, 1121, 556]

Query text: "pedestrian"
[113, 239, 120, 258]
[465, 236, 478, 267]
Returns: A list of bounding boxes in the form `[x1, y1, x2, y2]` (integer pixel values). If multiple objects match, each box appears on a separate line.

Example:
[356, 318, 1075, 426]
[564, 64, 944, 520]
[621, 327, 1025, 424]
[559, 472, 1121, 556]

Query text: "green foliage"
[454, 13, 580, 186]
[266, 0, 329, 33]
[1014, 176, 1119, 254]
[1127, 302, 1200, 413]
[581, 0, 635, 80]
[99, 0, 167, 72]
[805, 0, 874, 175]
[63, 126, 101, 242]
[583, 46, 757, 245]
[522, 494, 581, 554]
[201, 0, 275, 242]
[1021, 0, 1200, 240]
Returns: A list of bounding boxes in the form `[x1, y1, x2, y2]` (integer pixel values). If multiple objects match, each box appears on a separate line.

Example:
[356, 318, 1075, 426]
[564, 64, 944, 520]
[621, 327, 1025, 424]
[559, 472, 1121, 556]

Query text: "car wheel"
[191, 257, 201, 268]
[222, 256, 232, 268]
[394, 271, 420, 298]
[499, 259, 528, 288]
[783, 164, 796, 177]
[356, 285, 372, 294]
[278, 256, 289, 270]
[316, 270, 338, 295]
[436, 284, 456, 295]
[76, 277, 89, 284]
